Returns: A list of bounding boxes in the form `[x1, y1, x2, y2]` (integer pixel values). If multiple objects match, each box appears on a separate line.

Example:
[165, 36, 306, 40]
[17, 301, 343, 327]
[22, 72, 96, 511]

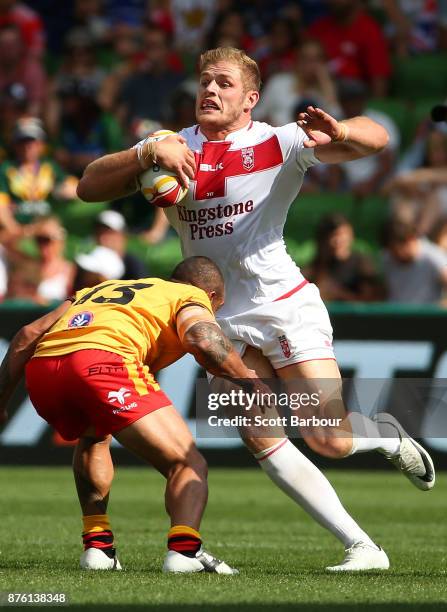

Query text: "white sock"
[254, 439, 376, 549]
[347, 413, 400, 456]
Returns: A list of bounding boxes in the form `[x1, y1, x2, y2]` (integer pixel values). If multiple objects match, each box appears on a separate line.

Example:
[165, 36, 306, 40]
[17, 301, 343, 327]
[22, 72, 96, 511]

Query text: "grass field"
[0, 467, 445, 611]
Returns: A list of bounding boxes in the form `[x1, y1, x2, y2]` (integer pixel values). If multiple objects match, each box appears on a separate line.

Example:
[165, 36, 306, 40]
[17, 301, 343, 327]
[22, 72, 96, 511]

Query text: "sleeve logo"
[68, 311, 94, 328]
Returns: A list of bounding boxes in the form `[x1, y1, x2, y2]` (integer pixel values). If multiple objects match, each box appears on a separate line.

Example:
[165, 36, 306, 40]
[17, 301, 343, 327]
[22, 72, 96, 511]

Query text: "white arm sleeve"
[275, 122, 321, 173]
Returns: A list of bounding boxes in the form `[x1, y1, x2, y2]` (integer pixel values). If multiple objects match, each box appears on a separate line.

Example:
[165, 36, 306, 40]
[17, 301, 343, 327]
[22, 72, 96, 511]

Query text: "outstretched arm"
[0, 300, 73, 423]
[297, 106, 389, 164]
[77, 134, 196, 202]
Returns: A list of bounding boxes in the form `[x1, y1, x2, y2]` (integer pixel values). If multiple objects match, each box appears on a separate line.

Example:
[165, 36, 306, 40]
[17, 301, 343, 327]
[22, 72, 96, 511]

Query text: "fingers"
[306, 106, 326, 118]
[299, 107, 332, 123]
[155, 136, 197, 187]
[303, 139, 317, 148]
[186, 149, 197, 174]
[176, 147, 196, 186]
[179, 154, 196, 186]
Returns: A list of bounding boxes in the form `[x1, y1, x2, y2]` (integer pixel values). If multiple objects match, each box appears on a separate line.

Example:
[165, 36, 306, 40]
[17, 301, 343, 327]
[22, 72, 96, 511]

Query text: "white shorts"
[218, 282, 335, 369]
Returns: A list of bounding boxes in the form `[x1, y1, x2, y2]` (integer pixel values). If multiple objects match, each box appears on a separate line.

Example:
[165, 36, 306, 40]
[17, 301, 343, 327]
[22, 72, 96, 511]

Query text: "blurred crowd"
[0, 0, 447, 307]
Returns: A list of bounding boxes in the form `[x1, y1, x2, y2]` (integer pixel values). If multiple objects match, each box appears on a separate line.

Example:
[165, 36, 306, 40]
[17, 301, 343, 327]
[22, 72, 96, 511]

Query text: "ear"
[244, 89, 259, 112]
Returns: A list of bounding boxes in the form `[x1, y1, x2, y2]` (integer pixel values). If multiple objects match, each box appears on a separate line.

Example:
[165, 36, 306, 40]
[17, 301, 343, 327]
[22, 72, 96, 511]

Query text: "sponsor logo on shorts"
[278, 334, 292, 359]
[107, 387, 138, 414]
[68, 311, 94, 328]
[87, 365, 125, 376]
[108, 387, 131, 405]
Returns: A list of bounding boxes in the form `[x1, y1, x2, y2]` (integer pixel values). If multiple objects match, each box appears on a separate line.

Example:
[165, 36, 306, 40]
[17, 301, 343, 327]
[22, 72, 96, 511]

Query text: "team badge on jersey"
[278, 334, 292, 358]
[241, 147, 254, 171]
[68, 311, 94, 328]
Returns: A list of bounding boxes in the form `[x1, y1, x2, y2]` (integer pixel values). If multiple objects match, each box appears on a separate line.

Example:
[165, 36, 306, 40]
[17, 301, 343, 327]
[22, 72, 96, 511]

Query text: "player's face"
[196, 61, 258, 133]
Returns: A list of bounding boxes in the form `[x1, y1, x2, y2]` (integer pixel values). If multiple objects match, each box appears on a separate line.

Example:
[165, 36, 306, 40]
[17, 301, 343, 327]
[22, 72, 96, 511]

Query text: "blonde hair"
[199, 47, 261, 92]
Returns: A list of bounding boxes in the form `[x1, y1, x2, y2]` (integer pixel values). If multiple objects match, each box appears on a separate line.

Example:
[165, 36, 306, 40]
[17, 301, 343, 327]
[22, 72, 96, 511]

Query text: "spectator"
[257, 17, 299, 80]
[254, 39, 340, 126]
[103, 0, 146, 28]
[386, 131, 447, 235]
[238, 0, 302, 39]
[308, 0, 391, 97]
[167, 83, 196, 132]
[73, 0, 109, 46]
[94, 209, 147, 279]
[380, 0, 439, 57]
[3, 257, 45, 305]
[98, 23, 143, 113]
[0, 0, 45, 58]
[147, 0, 174, 37]
[31, 216, 75, 302]
[306, 213, 382, 302]
[52, 79, 123, 177]
[46, 28, 107, 139]
[170, 0, 215, 52]
[382, 219, 447, 304]
[0, 82, 30, 161]
[207, 10, 254, 52]
[117, 25, 184, 135]
[0, 23, 47, 115]
[294, 0, 329, 26]
[0, 118, 78, 238]
[73, 245, 125, 291]
[337, 79, 399, 198]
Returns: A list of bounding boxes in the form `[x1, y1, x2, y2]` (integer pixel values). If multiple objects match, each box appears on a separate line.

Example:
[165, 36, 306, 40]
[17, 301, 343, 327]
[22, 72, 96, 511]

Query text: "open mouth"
[200, 99, 220, 111]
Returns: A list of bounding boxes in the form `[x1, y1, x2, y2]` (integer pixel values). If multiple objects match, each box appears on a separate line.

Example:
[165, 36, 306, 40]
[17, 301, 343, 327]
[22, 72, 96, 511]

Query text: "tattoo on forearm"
[187, 322, 233, 369]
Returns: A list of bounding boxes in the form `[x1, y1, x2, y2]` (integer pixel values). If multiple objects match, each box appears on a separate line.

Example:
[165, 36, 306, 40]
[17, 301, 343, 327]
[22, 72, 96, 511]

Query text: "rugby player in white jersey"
[77, 47, 435, 572]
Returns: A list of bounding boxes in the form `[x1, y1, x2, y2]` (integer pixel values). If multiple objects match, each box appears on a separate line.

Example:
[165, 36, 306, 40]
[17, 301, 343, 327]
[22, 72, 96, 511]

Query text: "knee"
[168, 448, 208, 480]
[190, 450, 208, 479]
[307, 435, 353, 459]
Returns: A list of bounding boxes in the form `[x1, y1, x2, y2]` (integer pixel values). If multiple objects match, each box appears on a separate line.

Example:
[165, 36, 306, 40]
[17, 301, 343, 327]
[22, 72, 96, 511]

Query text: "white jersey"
[164, 121, 320, 319]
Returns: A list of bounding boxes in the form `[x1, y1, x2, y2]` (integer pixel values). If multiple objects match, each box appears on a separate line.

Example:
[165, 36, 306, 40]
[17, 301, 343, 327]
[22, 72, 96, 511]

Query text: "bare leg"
[276, 358, 354, 458]
[73, 429, 114, 516]
[114, 405, 208, 529]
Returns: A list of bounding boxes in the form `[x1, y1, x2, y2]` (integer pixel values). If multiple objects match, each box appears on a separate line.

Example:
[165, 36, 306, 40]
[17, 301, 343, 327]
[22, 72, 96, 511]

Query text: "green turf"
[0, 467, 445, 611]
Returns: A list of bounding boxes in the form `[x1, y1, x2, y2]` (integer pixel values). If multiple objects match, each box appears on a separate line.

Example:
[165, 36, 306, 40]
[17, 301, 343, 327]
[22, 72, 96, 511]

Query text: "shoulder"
[179, 125, 202, 149]
[179, 125, 199, 138]
[166, 279, 213, 311]
[273, 122, 310, 152]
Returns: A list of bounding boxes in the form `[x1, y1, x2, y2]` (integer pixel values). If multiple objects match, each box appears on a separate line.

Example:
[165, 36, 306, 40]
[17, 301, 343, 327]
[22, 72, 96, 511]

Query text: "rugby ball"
[138, 130, 189, 208]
